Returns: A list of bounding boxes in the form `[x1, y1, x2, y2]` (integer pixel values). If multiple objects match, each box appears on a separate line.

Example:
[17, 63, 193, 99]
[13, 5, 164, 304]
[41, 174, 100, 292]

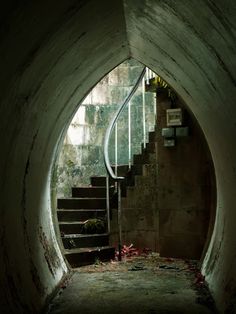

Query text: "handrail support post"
[106, 175, 110, 234]
[103, 67, 146, 263]
[117, 180, 122, 261]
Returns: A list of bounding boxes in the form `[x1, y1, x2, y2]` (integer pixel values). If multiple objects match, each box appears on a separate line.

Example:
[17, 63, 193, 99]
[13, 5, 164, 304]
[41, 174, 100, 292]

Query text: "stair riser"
[111, 165, 129, 176]
[65, 247, 115, 267]
[133, 154, 149, 165]
[72, 187, 114, 198]
[134, 153, 156, 165]
[125, 176, 135, 187]
[149, 131, 156, 142]
[57, 210, 106, 222]
[62, 235, 109, 249]
[59, 223, 107, 234]
[90, 177, 106, 186]
[57, 198, 106, 209]
[59, 224, 84, 234]
[131, 165, 143, 175]
[142, 142, 156, 154]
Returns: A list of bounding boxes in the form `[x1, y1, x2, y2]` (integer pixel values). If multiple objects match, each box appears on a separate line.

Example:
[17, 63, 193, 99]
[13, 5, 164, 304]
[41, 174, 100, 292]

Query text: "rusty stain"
[18, 130, 46, 296]
[39, 226, 61, 278]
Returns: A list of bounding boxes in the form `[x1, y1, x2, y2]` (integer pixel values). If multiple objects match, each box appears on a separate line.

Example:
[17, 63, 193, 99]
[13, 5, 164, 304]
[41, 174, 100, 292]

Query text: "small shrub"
[82, 218, 106, 234]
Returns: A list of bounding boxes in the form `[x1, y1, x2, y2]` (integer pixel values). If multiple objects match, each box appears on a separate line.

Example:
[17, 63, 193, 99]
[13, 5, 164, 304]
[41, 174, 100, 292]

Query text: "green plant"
[82, 218, 106, 234]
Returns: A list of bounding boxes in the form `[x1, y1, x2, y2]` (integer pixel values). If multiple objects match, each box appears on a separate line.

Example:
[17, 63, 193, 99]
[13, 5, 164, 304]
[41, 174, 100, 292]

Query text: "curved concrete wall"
[0, 0, 235, 312]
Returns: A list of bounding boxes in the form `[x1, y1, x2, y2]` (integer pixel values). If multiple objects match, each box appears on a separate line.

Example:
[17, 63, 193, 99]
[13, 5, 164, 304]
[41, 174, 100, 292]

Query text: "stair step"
[111, 164, 129, 176]
[57, 209, 106, 221]
[72, 187, 105, 198]
[133, 153, 150, 164]
[90, 176, 107, 186]
[72, 186, 114, 198]
[64, 246, 115, 267]
[131, 164, 143, 175]
[142, 142, 156, 154]
[133, 152, 156, 165]
[62, 233, 109, 249]
[59, 221, 85, 234]
[57, 198, 106, 209]
[148, 131, 156, 142]
[119, 165, 143, 194]
[59, 220, 107, 235]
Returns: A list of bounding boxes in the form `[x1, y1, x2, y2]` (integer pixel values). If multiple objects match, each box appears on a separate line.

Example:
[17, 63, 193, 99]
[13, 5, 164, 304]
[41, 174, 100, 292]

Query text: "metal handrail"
[103, 66, 146, 261]
[103, 66, 146, 180]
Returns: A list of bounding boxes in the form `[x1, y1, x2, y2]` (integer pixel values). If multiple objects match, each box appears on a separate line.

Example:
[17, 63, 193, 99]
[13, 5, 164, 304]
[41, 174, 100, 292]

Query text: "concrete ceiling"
[0, 0, 236, 312]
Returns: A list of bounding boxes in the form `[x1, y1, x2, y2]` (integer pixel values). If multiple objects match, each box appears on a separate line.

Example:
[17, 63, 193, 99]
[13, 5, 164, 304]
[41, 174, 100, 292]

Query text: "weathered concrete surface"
[156, 90, 215, 260]
[55, 60, 156, 197]
[47, 256, 215, 314]
[0, 1, 129, 312]
[0, 0, 236, 313]
[119, 155, 158, 252]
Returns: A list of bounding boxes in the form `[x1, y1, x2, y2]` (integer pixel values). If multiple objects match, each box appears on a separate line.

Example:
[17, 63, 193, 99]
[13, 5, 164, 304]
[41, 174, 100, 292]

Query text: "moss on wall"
[55, 60, 156, 197]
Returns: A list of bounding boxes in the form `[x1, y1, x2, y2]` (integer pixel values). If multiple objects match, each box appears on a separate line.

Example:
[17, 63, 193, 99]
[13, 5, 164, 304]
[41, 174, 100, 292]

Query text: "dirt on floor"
[73, 253, 217, 312]
[49, 253, 217, 314]
[76, 253, 188, 273]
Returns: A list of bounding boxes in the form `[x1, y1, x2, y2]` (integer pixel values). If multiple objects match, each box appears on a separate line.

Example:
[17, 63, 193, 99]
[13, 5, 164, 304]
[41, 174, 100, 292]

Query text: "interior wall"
[156, 89, 215, 260]
[124, 2, 236, 312]
[0, 0, 129, 312]
[0, 0, 236, 313]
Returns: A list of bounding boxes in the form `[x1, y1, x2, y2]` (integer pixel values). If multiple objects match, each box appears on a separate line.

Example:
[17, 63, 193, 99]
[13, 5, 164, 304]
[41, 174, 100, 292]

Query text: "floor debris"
[47, 253, 218, 314]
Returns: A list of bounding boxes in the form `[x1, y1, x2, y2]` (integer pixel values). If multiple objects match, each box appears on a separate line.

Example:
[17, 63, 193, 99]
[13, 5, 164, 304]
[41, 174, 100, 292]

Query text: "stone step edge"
[57, 208, 107, 210]
[58, 197, 107, 200]
[64, 246, 114, 254]
[62, 233, 109, 239]
[57, 209, 106, 212]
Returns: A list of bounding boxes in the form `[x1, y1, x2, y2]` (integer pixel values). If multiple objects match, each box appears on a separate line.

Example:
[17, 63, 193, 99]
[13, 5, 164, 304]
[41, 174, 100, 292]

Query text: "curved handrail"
[103, 66, 146, 180]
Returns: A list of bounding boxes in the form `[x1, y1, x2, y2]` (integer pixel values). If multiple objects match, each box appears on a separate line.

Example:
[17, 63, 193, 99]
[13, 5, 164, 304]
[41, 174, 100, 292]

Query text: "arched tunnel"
[0, 0, 236, 312]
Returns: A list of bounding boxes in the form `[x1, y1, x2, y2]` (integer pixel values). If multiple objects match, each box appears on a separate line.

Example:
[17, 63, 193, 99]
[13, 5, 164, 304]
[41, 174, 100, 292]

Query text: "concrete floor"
[47, 255, 217, 314]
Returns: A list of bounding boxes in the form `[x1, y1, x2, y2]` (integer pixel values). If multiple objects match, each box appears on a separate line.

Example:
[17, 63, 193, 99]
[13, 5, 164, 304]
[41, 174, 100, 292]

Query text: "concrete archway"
[0, 0, 235, 312]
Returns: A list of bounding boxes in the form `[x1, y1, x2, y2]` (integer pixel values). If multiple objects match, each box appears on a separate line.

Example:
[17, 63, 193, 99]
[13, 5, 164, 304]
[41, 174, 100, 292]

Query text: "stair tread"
[63, 233, 108, 238]
[58, 197, 106, 200]
[73, 186, 112, 189]
[90, 176, 106, 177]
[59, 221, 86, 225]
[64, 246, 113, 254]
[57, 209, 106, 212]
[57, 207, 106, 212]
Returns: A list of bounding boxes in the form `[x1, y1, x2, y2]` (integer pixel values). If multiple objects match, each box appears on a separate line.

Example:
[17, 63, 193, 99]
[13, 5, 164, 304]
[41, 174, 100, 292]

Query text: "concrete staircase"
[57, 128, 158, 267]
[57, 177, 115, 268]
[109, 129, 158, 252]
